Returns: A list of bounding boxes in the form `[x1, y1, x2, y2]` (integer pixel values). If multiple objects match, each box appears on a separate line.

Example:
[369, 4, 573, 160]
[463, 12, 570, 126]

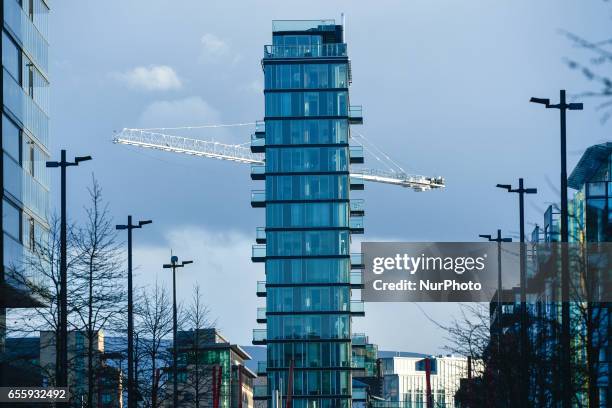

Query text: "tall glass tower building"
[252, 19, 365, 408]
[1, 0, 50, 312]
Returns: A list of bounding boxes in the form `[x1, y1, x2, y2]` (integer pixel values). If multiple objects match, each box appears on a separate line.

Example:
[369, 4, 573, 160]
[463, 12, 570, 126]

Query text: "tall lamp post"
[116, 216, 152, 408]
[163, 255, 193, 408]
[46, 150, 91, 397]
[479, 231, 512, 356]
[530, 90, 583, 408]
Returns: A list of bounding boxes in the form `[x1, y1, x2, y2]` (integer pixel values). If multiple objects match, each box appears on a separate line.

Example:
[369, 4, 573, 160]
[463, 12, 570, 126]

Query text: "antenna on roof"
[341, 12, 346, 42]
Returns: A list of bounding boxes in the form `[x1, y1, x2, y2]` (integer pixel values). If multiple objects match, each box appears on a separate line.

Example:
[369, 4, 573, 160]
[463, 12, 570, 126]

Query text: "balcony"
[251, 164, 266, 180]
[252, 245, 266, 262]
[350, 300, 365, 316]
[351, 356, 366, 370]
[351, 253, 364, 269]
[255, 120, 265, 137]
[350, 175, 364, 191]
[350, 216, 364, 234]
[350, 199, 365, 216]
[253, 384, 268, 399]
[252, 329, 267, 345]
[256, 227, 266, 244]
[251, 190, 266, 208]
[4, 0, 49, 74]
[352, 333, 368, 346]
[264, 43, 347, 59]
[256, 281, 267, 297]
[251, 133, 265, 153]
[257, 361, 267, 376]
[257, 307, 267, 324]
[349, 146, 364, 164]
[350, 271, 364, 288]
[349, 105, 363, 125]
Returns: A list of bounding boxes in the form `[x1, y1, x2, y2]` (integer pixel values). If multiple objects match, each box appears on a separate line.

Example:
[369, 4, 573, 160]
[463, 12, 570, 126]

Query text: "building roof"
[568, 142, 612, 189]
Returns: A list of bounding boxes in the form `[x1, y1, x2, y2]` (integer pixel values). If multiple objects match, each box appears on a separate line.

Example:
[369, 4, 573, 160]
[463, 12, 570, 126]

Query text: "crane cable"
[353, 132, 408, 174]
[129, 122, 257, 132]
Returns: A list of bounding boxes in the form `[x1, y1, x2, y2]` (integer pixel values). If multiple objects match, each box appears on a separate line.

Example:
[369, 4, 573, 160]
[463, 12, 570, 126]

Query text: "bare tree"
[181, 284, 216, 408]
[135, 281, 175, 408]
[71, 175, 126, 407]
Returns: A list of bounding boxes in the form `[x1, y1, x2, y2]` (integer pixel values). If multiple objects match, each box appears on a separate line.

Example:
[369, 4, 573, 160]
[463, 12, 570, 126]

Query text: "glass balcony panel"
[257, 361, 267, 373]
[3, 153, 49, 220]
[252, 244, 266, 258]
[350, 271, 362, 285]
[251, 190, 265, 202]
[350, 216, 364, 229]
[352, 333, 367, 346]
[350, 300, 364, 313]
[257, 307, 267, 320]
[256, 227, 266, 242]
[251, 135, 265, 148]
[253, 329, 267, 342]
[349, 105, 363, 119]
[350, 199, 364, 212]
[264, 43, 347, 59]
[253, 384, 267, 397]
[3, 68, 49, 146]
[4, 0, 49, 73]
[257, 281, 267, 294]
[351, 253, 363, 266]
[251, 164, 266, 175]
[255, 120, 265, 134]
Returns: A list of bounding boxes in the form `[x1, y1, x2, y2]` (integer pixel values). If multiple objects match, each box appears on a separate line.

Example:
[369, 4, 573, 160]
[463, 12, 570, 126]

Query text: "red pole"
[425, 358, 432, 408]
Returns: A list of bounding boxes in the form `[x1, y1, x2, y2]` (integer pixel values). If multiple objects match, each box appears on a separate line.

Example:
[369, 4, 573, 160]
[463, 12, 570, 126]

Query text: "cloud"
[132, 226, 261, 345]
[199, 33, 242, 64]
[137, 96, 222, 129]
[113, 65, 182, 91]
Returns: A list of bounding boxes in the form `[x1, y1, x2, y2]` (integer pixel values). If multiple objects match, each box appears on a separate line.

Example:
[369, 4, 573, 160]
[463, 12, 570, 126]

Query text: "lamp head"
[530, 97, 550, 106]
[479, 234, 492, 240]
[568, 103, 583, 111]
[139, 220, 153, 226]
[115, 225, 127, 230]
[46, 162, 59, 168]
[496, 184, 512, 191]
[525, 188, 538, 194]
[75, 155, 92, 163]
[182, 260, 194, 266]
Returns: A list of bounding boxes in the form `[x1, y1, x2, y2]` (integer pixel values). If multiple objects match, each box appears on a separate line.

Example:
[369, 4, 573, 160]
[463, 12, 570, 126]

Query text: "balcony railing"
[256, 227, 266, 244]
[253, 384, 268, 398]
[251, 190, 266, 208]
[352, 356, 366, 369]
[353, 388, 367, 400]
[350, 271, 363, 286]
[350, 216, 364, 233]
[256, 280, 267, 296]
[257, 361, 267, 375]
[349, 175, 364, 190]
[257, 307, 267, 323]
[349, 146, 364, 164]
[251, 134, 265, 153]
[350, 199, 365, 216]
[349, 105, 363, 125]
[352, 333, 368, 346]
[253, 329, 267, 345]
[252, 244, 266, 262]
[351, 253, 364, 269]
[264, 43, 347, 59]
[250, 164, 266, 180]
[350, 300, 365, 314]
[255, 120, 265, 135]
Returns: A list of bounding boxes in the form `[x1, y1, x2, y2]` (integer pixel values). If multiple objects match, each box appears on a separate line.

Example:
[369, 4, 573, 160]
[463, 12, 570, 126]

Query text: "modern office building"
[251, 19, 365, 408]
[1, 0, 51, 375]
[380, 355, 472, 408]
[526, 142, 611, 407]
[166, 328, 255, 408]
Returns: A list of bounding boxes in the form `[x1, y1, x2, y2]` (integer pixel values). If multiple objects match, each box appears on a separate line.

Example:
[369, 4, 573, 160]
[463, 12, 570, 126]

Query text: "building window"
[2, 31, 21, 83]
[2, 114, 21, 163]
[3, 199, 21, 241]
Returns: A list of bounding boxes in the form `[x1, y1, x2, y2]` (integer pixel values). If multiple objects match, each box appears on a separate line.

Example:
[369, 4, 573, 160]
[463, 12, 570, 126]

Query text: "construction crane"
[113, 126, 445, 192]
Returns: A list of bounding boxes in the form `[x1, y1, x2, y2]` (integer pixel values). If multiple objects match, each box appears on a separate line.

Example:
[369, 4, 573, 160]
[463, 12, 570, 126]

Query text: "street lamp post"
[496, 179, 537, 406]
[116, 216, 152, 408]
[479, 231, 512, 356]
[46, 150, 91, 397]
[163, 255, 193, 408]
[530, 90, 583, 408]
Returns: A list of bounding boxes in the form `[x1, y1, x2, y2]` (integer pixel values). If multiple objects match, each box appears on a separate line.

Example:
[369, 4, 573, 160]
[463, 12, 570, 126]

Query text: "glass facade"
[254, 20, 363, 408]
[2, 0, 50, 300]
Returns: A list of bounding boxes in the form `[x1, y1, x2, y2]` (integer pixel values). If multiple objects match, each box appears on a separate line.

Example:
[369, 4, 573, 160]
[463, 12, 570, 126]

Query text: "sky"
[45, 0, 610, 354]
